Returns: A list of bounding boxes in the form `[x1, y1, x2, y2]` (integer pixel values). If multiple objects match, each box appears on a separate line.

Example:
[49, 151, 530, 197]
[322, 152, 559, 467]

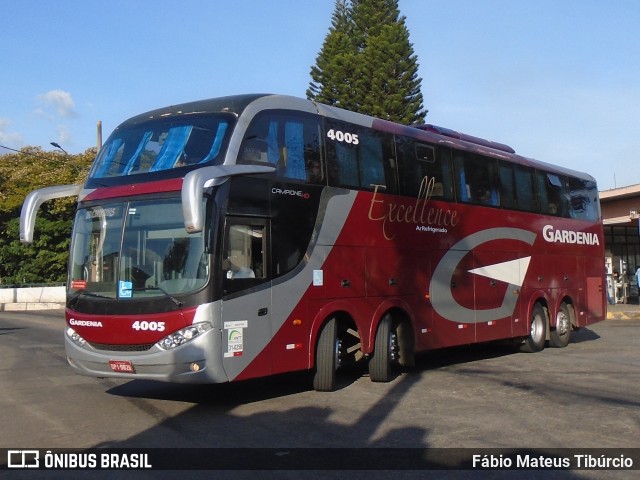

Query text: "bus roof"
[114, 93, 596, 185]
[118, 94, 270, 127]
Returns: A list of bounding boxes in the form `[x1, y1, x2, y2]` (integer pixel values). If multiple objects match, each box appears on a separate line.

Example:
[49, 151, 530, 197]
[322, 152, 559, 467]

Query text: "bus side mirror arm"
[182, 165, 275, 233]
[20, 184, 84, 244]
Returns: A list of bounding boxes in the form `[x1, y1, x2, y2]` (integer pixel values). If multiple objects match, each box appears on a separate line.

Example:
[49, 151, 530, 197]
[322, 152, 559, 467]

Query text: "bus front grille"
[89, 342, 154, 352]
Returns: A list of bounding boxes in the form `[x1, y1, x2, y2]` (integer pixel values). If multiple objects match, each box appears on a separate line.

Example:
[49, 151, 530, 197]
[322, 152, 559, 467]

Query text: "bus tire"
[369, 314, 399, 383]
[520, 303, 547, 353]
[549, 302, 571, 348]
[313, 318, 339, 392]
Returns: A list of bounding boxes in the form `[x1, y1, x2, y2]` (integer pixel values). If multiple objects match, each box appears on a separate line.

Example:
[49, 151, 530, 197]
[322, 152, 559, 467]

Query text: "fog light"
[190, 362, 201, 372]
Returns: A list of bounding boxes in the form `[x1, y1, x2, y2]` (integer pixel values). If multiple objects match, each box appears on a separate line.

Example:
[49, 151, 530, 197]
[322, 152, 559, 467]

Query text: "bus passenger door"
[220, 217, 272, 381]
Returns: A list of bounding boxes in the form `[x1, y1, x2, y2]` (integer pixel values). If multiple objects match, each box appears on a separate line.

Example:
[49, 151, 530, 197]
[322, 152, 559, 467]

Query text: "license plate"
[109, 360, 136, 374]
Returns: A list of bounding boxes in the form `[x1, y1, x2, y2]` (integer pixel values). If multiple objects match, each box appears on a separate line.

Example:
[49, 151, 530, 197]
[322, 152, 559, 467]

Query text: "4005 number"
[132, 320, 166, 332]
[326, 129, 359, 145]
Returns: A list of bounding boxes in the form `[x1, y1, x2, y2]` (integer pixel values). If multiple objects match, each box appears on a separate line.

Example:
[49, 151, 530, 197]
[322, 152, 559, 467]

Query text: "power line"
[0, 144, 55, 163]
[0, 143, 71, 163]
[0, 144, 27, 154]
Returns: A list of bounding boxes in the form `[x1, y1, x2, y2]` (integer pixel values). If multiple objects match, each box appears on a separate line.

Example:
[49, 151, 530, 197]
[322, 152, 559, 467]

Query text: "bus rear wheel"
[520, 303, 547, 353]
[313, 318, 340, 392]
[369, 314, 400, 383]
[549, 302, 572, 348]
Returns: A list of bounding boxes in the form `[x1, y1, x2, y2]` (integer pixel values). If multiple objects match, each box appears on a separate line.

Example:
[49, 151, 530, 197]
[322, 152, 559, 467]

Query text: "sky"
[1, 0, 639, 191]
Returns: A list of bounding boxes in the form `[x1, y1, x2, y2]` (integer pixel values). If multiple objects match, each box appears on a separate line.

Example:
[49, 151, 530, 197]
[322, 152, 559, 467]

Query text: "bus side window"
[500, 163, 536, 212]
[499, 163, 517, 210]
[238, 111, 322, 183]
[326, 120, 396, 192]
[454, 152, 500, 206]
[305, 123, 325, 184]
[537, 172, 570, 217]
[568, 177, 599, 221]
[513, 165, 536, 212]
[222, 219, 268, 295]
[397, 138, 453, 199]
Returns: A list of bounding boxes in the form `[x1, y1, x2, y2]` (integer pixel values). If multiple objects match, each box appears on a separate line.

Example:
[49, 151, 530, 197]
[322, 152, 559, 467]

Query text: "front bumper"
[65, 327, 229, 384]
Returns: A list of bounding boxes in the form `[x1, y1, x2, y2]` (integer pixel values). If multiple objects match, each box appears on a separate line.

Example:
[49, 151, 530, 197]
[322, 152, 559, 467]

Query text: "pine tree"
[306, 0, 357, 109]
[307, 0, 426, 124]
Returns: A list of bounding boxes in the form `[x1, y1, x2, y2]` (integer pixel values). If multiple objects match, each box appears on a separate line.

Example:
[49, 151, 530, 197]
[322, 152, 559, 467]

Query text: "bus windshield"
[68, 199, 208, 299]
[89, 114, 234, 179]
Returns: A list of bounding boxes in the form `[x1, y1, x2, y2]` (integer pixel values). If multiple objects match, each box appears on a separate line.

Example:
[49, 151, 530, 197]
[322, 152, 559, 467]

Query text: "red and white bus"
[21, 94, 605, 391]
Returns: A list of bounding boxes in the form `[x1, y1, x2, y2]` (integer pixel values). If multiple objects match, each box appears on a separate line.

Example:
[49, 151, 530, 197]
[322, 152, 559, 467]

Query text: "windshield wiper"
[70, 289, 113, 300]
[134, 286, 184, 307]
[68, 289, 113, 308]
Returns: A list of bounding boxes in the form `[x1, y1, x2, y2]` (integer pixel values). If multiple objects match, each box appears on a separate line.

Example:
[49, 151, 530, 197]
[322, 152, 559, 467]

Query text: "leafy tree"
[307, 0, 426, 124]
[0, 147, 94, 285]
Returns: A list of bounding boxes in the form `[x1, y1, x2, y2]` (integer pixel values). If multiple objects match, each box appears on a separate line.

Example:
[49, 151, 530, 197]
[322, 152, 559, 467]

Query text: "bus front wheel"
[520, 303, 547, 353]
[313, 318, 340, 392]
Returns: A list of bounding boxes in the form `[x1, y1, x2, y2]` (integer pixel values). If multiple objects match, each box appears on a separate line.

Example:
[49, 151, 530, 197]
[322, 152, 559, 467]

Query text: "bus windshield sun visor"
[20, 184, 84, 244]
[182, 164, 275, 233]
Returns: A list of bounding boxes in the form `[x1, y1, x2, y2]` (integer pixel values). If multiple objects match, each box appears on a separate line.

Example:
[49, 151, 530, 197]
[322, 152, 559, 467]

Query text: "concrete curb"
[606, 311, 640, 320]
[606, 303, 640, 320]
[1, 302, 65, 311]
[0, 286, 65, 312]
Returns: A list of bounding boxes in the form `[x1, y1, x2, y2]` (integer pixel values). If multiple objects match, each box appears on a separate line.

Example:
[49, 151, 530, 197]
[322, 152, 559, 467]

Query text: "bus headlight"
[66, 327, 87, 347]
[157, 323, 213, 350]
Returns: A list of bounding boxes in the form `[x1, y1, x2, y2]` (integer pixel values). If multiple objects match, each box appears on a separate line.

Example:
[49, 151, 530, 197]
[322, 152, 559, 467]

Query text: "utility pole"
[97, 121, 102, 151]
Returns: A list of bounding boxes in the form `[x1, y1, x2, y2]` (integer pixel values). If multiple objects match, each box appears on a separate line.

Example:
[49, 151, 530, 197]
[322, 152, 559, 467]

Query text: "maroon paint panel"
[233, 187, 605, 381]
[66, 306, 198, 345]
[82, 178, 184, 201]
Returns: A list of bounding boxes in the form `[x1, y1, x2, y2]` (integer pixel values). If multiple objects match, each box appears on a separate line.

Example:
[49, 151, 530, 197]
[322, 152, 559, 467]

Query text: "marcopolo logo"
[271, 187, 310, 199]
